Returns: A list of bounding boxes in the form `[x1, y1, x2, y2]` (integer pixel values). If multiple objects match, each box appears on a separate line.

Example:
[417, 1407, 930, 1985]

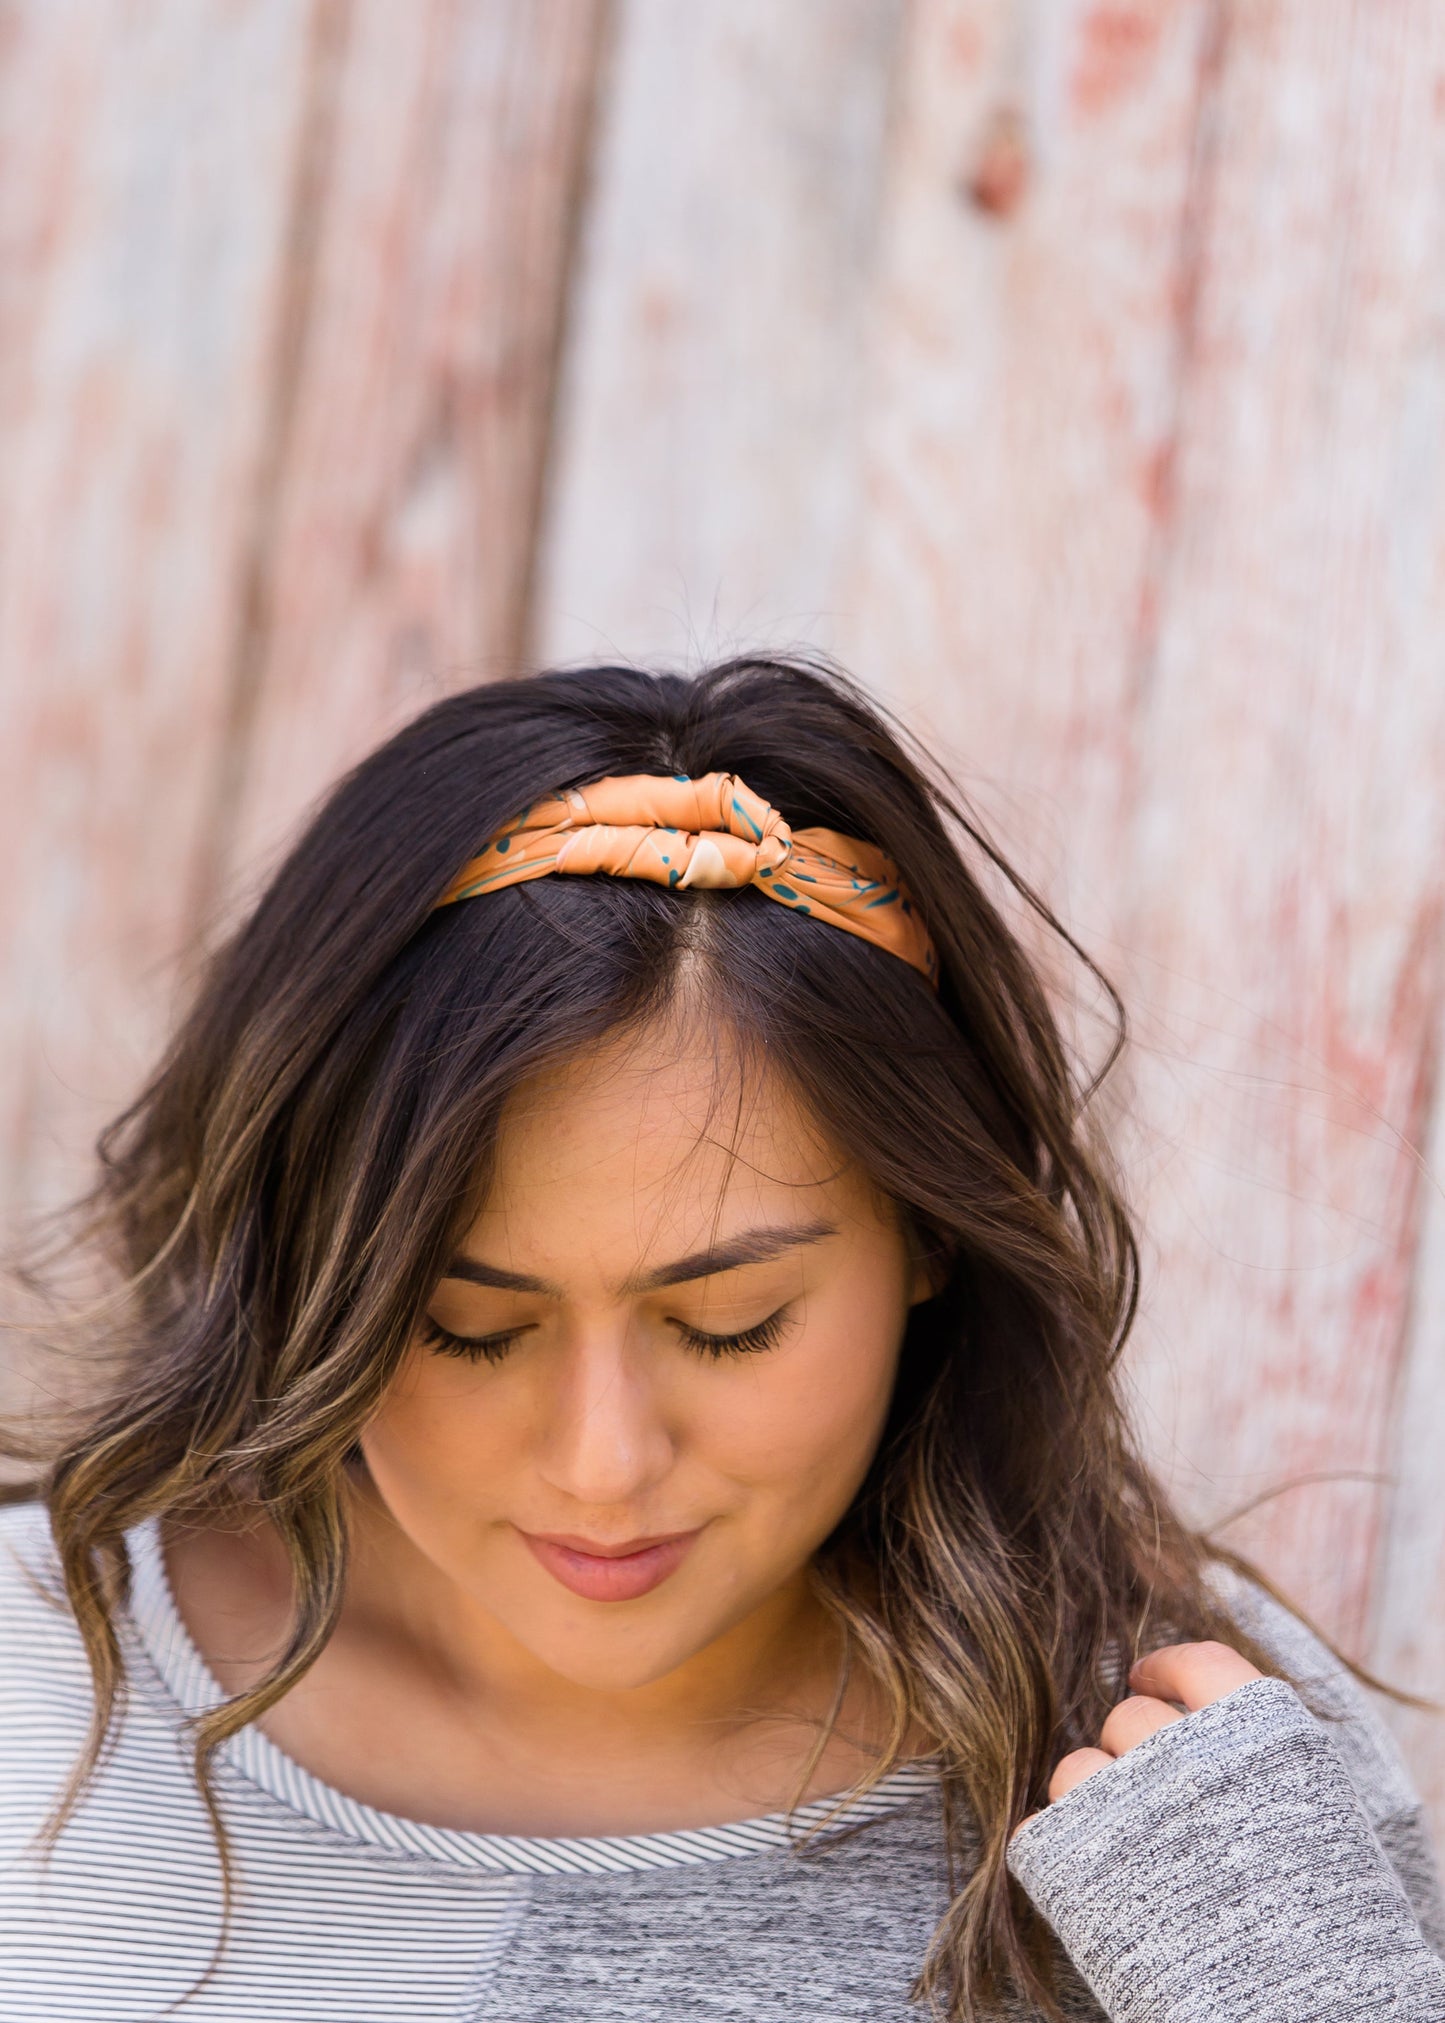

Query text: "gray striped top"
[1, 1499, 1442, 2019]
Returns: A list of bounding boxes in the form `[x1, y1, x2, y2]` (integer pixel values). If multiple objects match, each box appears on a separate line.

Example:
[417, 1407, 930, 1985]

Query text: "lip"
[518, 1526, 702, 1603]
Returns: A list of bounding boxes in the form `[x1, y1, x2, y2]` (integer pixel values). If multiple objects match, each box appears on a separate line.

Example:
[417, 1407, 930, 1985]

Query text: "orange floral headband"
[435, 770, 939, 988]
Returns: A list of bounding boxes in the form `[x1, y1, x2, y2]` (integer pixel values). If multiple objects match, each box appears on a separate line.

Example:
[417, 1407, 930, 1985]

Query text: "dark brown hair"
[3, 654, 1414, 2017]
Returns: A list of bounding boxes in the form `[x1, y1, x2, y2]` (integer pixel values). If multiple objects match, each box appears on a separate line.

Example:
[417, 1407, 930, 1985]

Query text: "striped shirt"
[3, 1498, 1445, 2019]
[0, 1502, 937, 2018]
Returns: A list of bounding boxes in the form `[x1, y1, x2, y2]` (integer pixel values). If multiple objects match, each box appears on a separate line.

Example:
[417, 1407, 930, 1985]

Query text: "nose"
[532, 1322, 678, 1513]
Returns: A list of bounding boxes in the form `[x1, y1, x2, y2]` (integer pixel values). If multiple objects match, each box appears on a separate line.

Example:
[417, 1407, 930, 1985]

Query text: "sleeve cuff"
[1006, 1675, 1445, 2022]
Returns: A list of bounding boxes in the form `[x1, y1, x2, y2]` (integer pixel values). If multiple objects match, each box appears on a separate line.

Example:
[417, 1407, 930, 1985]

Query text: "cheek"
[360, 1357, 523, 1524]
[707, 1289, 905, 1515]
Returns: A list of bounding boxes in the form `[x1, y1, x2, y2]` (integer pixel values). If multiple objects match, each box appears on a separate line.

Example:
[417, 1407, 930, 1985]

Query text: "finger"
[1097, 1692, 1186, 1758]
[1047, 1747, 1113, 1803]
[1129, 1639, 1261, 1711]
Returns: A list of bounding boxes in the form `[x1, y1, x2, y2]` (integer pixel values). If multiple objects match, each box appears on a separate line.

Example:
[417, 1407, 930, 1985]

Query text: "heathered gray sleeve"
[1216, 1556, 1445, 1954]
[1006, 1575, 1445, 2022]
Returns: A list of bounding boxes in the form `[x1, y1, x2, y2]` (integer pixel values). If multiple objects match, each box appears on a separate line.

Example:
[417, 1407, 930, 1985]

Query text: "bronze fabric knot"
[437, 770, 938, 987]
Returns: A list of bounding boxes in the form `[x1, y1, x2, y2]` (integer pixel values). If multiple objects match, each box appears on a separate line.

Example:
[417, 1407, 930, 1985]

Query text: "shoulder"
[1203, 1554, 1422, 1826]
[0, 1498, 93, 1690]
[0, 1499, 110, 1807]
[0, 1497, 70, 1620]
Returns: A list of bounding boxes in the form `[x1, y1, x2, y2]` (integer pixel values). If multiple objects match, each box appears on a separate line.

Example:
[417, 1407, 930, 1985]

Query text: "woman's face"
[359, 1022, 937, 1691]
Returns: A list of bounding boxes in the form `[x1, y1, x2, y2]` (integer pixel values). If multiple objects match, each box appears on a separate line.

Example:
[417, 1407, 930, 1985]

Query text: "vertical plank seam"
[840, 0, 919, 648]
[1123, 0, 1231, 720]
[181, 0, 351, 947]
[516, 0, 620, 673]
[1365, 893, 1445, 1665]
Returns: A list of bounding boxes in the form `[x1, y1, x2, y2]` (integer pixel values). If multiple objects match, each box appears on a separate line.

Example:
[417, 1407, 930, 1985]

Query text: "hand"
[1012, 1640, 1263, 1838]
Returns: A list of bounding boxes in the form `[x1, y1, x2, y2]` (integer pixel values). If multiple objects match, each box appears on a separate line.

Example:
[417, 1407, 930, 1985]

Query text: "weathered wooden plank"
[849, 0, 1218, 946]
[836, 0, 1445, 1814]
[0, 0, 325, 1226]
[1111, 0, 1445, 1678]
[532, 0, 905, 670]
[1371, 984, 1445, 1823]
[216, 0, 606, 897]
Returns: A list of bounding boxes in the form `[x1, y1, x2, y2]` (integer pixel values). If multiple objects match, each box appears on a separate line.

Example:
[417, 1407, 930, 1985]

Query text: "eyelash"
[419, 1306, 794, 1367]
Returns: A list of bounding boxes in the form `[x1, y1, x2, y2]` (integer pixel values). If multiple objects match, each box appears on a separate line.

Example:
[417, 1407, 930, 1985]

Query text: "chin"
[532, 1636, 709, 1693]
[499, 1567, 763, 1692]
[508, 1605, 722, 1690]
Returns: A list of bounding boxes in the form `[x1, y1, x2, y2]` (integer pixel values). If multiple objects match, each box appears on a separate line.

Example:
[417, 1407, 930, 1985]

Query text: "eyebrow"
[441, 1217, 839, 1300]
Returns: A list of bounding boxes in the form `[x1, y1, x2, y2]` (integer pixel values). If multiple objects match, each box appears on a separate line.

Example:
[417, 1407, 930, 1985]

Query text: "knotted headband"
[435, 770, 939, 987]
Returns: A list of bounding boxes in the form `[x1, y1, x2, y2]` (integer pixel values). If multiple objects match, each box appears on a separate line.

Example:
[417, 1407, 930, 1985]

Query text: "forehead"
[495, 1023, 832, 1191]
[467, 1022, 867, 1260]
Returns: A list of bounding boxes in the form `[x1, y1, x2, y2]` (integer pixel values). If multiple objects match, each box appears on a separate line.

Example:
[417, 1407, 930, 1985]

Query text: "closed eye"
[420, 1318, 532, 1366]
[419, 1306, 796, 1366]
[672, 1305, 795, 1360]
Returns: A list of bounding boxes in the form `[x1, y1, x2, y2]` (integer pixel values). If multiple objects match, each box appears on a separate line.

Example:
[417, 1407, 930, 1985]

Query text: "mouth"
[517, 1526, 702, 1603]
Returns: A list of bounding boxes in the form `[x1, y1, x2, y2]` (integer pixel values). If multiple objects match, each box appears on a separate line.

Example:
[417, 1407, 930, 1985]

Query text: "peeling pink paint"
[1071, 4, 1166, 119]
[967, 105, 1030, 217]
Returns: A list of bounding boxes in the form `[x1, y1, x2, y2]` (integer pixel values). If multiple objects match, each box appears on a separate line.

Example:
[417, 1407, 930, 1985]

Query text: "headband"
[435, 770, 939, 987]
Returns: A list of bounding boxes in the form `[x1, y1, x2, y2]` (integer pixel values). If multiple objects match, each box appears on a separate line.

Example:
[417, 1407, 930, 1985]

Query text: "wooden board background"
[4, 0, 1445, 1838]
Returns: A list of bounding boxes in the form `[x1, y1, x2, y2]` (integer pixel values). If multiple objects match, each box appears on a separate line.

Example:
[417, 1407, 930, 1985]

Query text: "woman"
[1, 655, 1441, 2021]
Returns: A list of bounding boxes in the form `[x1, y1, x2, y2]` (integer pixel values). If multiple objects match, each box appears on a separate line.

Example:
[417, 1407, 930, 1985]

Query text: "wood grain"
[1372, 973, 1445, 1817]
[837, 0, 1445, 1809]
[0, 0, 324, 1226]
[1113, 0, 1445, 1655]
[532, 0, 905, 670]
[848, 0, 1217, 939]
[214, 0, 606, 907]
